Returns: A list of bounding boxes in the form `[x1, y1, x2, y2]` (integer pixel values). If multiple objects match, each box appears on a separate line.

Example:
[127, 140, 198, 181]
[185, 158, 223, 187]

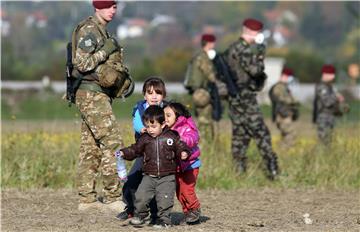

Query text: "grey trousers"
[134, 174, 176, 224]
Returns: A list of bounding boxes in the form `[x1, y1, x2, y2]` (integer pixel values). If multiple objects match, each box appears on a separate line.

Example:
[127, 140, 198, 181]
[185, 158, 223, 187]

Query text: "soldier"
[72, 0, 125, 211]
[223, 18, 279, 179]
[269, 67, 299, 148]
[313, 64, 346, 144]
[184, 34, 218, 140]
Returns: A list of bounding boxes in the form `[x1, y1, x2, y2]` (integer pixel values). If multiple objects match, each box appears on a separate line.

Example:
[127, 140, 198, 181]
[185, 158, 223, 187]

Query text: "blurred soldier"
[269, 67, 299, 148]
[72, 0, 126, 211]
[223, 18, 279, 179]
[313, 65, 347, 144]
[184, 34, 218, 140]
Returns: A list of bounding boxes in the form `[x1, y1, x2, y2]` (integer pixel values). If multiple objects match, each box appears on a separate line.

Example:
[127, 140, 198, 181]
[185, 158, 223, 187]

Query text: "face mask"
[254, 33, 265, 44]
[207, 49, 216, 60]
[287, 76, 296, 85]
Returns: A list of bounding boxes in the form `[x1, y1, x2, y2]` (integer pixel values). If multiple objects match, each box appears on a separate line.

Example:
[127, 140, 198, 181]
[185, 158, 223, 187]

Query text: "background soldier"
[72, 0, 125, 211]
[269, 67, 299, 148]
[223, 18, 279, 179]
[313, 64, 346, 144]
[184, 34, 218, 140]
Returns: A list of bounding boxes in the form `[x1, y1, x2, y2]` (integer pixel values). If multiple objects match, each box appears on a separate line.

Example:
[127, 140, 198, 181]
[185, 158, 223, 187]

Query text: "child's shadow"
[171, 212, 210, 226]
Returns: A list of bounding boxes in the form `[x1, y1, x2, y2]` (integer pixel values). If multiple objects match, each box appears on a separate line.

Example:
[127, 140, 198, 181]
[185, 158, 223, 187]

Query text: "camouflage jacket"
[223, 37, 265, 92]
[314, 82, 339, 115]
[193, 50, 217, 89]
[271, 82, 297, 105]
[72, 15, 110, 74]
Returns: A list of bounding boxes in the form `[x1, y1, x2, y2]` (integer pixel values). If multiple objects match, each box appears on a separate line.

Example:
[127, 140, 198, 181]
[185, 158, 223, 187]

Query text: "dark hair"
[142, 77, 166, 97]
[142, 105, 165, 125]
[166, 102, 191, 119]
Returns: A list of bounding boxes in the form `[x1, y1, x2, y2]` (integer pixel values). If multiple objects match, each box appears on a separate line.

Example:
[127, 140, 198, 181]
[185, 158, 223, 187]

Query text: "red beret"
[322, 64, 336, 74]
[243, 18, 263, 31]
[282, 67, 293, 76]
[92, 0, 117, 9]
[201, 34, 216, 43]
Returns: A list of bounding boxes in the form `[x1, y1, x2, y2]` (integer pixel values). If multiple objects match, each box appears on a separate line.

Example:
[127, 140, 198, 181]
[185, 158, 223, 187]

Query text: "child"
[119, 105, 190, 228]
[164, 102, 202, 224]
[117, 77, 166, 222]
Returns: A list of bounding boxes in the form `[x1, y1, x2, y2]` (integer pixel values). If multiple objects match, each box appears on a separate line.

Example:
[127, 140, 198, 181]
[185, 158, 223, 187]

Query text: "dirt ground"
[2, 188, 359, 232]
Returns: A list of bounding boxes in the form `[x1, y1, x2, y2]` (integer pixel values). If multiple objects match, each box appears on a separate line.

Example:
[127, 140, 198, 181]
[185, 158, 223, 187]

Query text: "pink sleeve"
[181, 128, 199, 148]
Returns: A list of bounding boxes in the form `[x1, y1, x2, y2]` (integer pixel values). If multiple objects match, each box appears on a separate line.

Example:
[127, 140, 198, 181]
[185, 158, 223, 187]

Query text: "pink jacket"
[172, 116, 200, 171]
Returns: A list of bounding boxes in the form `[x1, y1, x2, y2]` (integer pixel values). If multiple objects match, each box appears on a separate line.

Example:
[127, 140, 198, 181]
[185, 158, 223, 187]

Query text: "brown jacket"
[121, 127, 190, 177]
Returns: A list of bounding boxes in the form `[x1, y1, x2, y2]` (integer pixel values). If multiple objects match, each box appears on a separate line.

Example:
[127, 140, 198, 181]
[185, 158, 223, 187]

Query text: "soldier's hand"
[102, 38, 118, 56]
[337, 94, 345, 103]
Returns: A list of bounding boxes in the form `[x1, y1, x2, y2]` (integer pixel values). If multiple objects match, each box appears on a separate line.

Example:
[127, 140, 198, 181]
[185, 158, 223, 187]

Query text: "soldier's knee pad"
[192, 88, 211, 108]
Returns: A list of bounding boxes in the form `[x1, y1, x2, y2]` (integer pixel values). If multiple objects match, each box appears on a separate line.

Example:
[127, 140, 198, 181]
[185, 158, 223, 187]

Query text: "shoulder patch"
[78, 33, 97, 53]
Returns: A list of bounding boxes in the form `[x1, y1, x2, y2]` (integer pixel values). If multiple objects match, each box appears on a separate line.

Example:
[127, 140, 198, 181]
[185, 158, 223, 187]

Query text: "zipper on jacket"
[156, 137, 160, 176]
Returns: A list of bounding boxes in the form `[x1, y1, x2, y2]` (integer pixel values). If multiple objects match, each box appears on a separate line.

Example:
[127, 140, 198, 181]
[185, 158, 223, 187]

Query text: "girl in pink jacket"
[164, 102, 201, 224]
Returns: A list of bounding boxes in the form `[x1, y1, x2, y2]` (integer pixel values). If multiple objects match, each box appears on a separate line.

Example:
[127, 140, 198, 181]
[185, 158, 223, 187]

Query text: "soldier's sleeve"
[197, 55, 217, 83]
[73, 25, 108, 73]
[237, 45, 265, 77]
[273, 84, 295, 104]
[318, 85, 338, 108]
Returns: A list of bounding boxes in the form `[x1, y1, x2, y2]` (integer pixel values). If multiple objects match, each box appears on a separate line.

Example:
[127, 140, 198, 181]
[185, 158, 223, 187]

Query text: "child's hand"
[115, 150, 124, 157]
[180, 151, 188, 160]
[140, 128, 147, 134]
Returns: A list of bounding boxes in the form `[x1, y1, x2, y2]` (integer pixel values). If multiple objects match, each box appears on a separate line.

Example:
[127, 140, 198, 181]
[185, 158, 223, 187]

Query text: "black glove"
[102, 38, 118, 56]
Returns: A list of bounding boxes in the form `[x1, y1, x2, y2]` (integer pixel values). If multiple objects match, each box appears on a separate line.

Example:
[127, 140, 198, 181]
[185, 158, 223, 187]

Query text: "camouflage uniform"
[73, 15, 123, 203]
[223, 38, 278, 178]
[192, 50, 217, 140]
[314, 82, 340, 144]
[270, 82, 298, 147]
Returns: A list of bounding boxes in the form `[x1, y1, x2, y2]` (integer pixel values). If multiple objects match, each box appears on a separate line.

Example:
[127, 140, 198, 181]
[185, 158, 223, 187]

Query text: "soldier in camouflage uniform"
[314, 65, 345, 144]
[269, 67, 299, 148]
[72, 0, 124, 210]
[223, 18, 279, 179]
[184, 34, 218, 140]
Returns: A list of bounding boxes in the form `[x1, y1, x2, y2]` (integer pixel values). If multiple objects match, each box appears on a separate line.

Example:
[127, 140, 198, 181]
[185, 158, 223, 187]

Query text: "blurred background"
[1, 1, 359, 120]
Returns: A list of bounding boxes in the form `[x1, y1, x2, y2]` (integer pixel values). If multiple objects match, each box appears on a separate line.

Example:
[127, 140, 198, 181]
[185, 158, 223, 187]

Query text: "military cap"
[282, 67, 293, 76]
[201, 34, 216, 42]
[243, 18, 263, 31]
[92, 0, 117, 9]
[322, 64, 336, 74]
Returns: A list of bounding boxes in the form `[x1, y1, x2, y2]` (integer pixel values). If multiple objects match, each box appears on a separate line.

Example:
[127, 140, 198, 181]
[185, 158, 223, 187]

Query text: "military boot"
[265, 154, 279, 180]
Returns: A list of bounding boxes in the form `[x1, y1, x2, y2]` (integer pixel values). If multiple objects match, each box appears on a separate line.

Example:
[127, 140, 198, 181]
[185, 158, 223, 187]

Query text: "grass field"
[2, 91, 359, 190]
[2, 119, 359, 190]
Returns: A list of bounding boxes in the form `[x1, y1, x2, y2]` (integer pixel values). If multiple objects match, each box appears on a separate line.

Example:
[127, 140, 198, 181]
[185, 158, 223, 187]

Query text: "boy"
[119, 105, 189, 228]
[117, 77, 166, 222]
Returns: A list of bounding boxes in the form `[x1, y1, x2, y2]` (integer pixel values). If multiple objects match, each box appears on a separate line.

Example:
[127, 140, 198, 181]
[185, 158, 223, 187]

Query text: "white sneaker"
[78, 202, 100, 211]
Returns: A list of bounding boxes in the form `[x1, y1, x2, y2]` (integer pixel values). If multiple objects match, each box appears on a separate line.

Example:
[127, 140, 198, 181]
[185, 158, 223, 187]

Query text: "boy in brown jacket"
[119, 105, 190, 228]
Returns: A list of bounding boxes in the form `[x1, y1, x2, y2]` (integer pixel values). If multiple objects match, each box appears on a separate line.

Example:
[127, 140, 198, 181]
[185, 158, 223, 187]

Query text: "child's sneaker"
[116, 210, 133, 221]
[130, 216, 145, 226]
[152, 220, 171, 229]
[186, 208, 201, 224]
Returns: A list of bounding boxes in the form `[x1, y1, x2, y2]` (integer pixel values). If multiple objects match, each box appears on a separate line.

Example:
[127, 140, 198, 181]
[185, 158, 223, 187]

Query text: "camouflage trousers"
[275, 114, 295, 148]
[195, 104, 214, 141]
[316, 113, 335, 145]
[75, 89, 123, 203]
[228, 94, 278, 171]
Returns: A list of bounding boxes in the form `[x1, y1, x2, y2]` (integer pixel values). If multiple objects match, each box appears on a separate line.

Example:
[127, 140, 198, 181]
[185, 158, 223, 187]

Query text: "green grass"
[2, 120, 359, 190]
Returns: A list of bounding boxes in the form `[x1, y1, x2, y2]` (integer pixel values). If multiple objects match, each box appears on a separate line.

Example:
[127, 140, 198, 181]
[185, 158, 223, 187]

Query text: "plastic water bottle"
[115, 151, 128, 183]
